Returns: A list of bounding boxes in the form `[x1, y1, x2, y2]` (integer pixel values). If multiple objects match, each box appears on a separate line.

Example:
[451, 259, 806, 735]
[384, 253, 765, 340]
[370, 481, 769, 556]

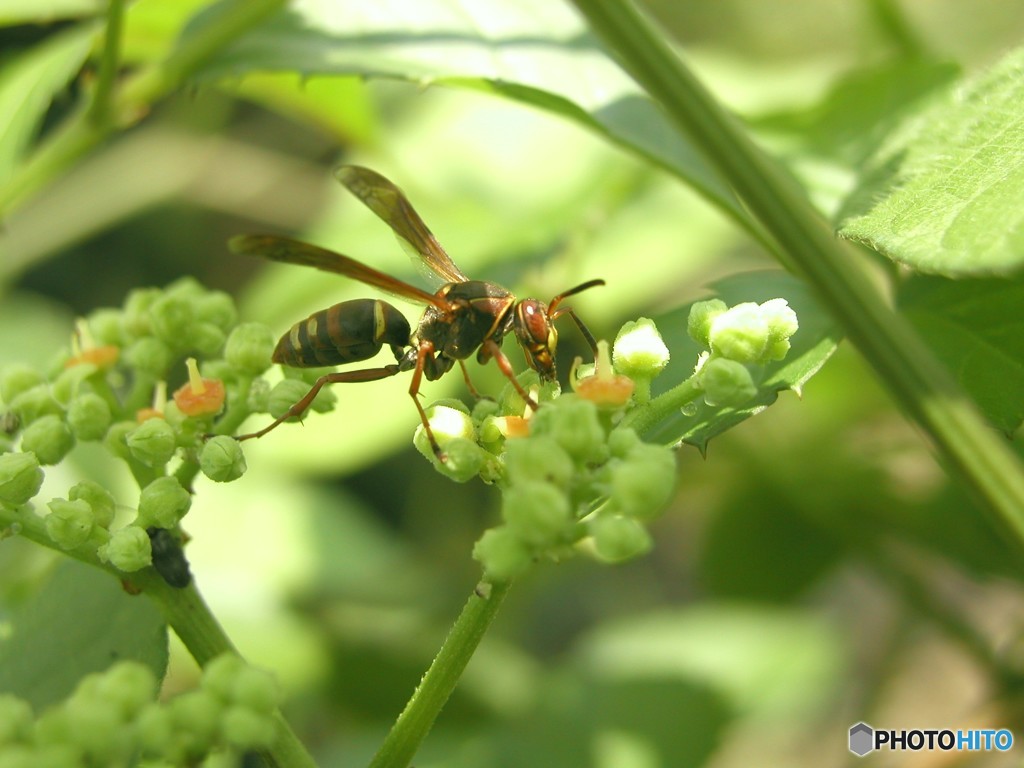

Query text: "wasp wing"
[335, 165, 470, 285]
[230, 235, 450, 311]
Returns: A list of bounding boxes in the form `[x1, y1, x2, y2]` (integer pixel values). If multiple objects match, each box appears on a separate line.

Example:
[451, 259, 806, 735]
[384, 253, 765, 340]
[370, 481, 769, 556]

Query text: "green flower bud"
[607, 427, 641, 459]
[201, 654, 247, 701]
[417, 436, 485, 483]
[760, 298, 799, 361]
[473, 526, 533, 581]
[97, 525, 152, 572]
[67, 392, 112, 441]
[94, 661, 158, 719]
[708, 302, 768, 363]
[224, 323, 276, 376]
[21, 415, 75, 465]
[50, 364, 94, 406]
[136, 703, 173, 754]
[122, 287, 161, 338]
[126, 419, 177, 467]
[104, 420, 136, 462]
[697, 357, 757, 407]
[8, 384, 61, 424]
[124, 337, 173, 377]
[416, 403, 474, 443]
[247, 378, 271, 413]
[170, 690, 224, 751]
[528, 396, 607, 465]
[609, 444, 676, 521]
[0, 364, 45, 404]
[503, 435, 574, 488]
[189, 322, 226, 357]
[589, 515, 651, 563]
[472, 397, 501, 422]
[69, 479, 116, 528]
[64, 695, 129, 764]
[613, 318, 670, 379]
[137, 476, 191, 528]
[164, 276, 206, 300]
[0, 452, 43, 506]
[0, 693, 33, 744]
[228, 667, 279, 715]
[150, 294, 195, 347]
[222, 705, 277, 749]
[46, 498, 93, 549]
[687, 299, 727, 349]
[196, 291, 238, 331]
[200, 436, 247, 483]
[499, 369, 543, 416]
[502, 480, 573, 547]
[85, 308, 125, 347]
[267, 379, 314, 422]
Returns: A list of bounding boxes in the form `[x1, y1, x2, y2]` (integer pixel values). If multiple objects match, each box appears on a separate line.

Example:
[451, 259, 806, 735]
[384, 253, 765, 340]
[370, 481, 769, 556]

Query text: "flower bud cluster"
[410, 319, 678, 580]
[0, 655, 280, 766]
[687, 298, 798, 407]
[0, 279, 305, 585]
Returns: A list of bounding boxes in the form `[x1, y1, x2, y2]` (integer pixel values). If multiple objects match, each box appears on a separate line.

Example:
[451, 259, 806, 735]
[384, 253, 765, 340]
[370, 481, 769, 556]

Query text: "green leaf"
[0, 0, 103, 26]
[898, 274, 1024, 435]
[0, 26, 93, 189]
[197, 0, 745, 227]
[643, 271, 841, 451]
[0, 559, 168, 710]
[839, 45, 1024, 276]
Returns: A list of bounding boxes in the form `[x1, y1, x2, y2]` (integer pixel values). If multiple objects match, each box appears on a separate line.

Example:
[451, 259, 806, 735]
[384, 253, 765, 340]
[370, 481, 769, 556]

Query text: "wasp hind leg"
[234, 364, 403, 441]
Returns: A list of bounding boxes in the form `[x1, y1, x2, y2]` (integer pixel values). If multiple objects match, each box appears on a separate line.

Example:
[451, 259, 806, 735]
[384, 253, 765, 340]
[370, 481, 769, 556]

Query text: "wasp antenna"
[548, 278, 605, 315]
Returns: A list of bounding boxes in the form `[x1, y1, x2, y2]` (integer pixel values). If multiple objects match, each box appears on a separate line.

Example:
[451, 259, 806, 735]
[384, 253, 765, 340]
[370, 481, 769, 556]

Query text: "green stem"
[87, 0, 126, 128]
[622, 377, 701, 437]
[134, 570, 319, 768]
[0, 0, 286, 216]
[569, 0, 1024, 550]
[369, 579, 512, 768]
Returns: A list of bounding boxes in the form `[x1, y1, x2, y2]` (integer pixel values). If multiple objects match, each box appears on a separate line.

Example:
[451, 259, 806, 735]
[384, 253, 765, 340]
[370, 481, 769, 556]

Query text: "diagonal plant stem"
[87, 0, 126, 128]
[568, 0, 1024, 551]
[369, 579, 512, 768]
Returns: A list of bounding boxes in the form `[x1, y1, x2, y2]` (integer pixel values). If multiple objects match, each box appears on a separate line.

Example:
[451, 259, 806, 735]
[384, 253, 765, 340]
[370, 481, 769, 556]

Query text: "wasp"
[231, 165, 604, 457]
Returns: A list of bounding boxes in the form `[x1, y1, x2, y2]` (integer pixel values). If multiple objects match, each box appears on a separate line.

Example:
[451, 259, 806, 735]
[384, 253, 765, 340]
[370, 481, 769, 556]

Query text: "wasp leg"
[456, 360, 494, 403]
[481, 338, 540, 411]
[235, 365, 402, 441]
[406, 341, 448, 460]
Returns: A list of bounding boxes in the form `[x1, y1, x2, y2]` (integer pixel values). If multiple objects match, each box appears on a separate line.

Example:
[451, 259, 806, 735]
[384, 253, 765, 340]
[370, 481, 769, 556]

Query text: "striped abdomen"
[273, 299, 412, 367]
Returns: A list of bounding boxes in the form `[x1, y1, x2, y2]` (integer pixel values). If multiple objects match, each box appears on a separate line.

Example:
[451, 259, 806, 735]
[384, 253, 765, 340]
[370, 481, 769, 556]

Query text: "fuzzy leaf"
[839, 46, 1024, 276]
[898, 274, 1024, 435]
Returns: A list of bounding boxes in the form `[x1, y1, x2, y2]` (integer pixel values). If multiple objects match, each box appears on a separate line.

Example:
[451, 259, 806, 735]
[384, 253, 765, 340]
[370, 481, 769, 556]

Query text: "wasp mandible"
[231, 166, 604, 457]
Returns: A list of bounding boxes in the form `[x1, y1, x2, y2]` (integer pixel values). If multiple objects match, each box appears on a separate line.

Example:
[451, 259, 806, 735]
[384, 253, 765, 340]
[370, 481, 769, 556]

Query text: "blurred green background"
[3, 1, 1024, 765]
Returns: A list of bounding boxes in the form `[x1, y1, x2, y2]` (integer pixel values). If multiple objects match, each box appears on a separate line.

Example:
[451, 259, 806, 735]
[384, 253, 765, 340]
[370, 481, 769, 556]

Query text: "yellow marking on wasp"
[373, 300, 386, 341]
[306, 316, 319, 338]
[289, 324, 303, 350]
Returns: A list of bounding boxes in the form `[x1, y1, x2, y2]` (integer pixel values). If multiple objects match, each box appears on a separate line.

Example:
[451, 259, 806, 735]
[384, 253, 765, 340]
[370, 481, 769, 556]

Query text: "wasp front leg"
[480, 338, 540, 411]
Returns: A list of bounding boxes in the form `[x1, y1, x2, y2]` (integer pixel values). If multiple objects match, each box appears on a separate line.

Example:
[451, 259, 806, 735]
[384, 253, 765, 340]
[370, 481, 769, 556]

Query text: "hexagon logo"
[849, 722, 874, 757]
